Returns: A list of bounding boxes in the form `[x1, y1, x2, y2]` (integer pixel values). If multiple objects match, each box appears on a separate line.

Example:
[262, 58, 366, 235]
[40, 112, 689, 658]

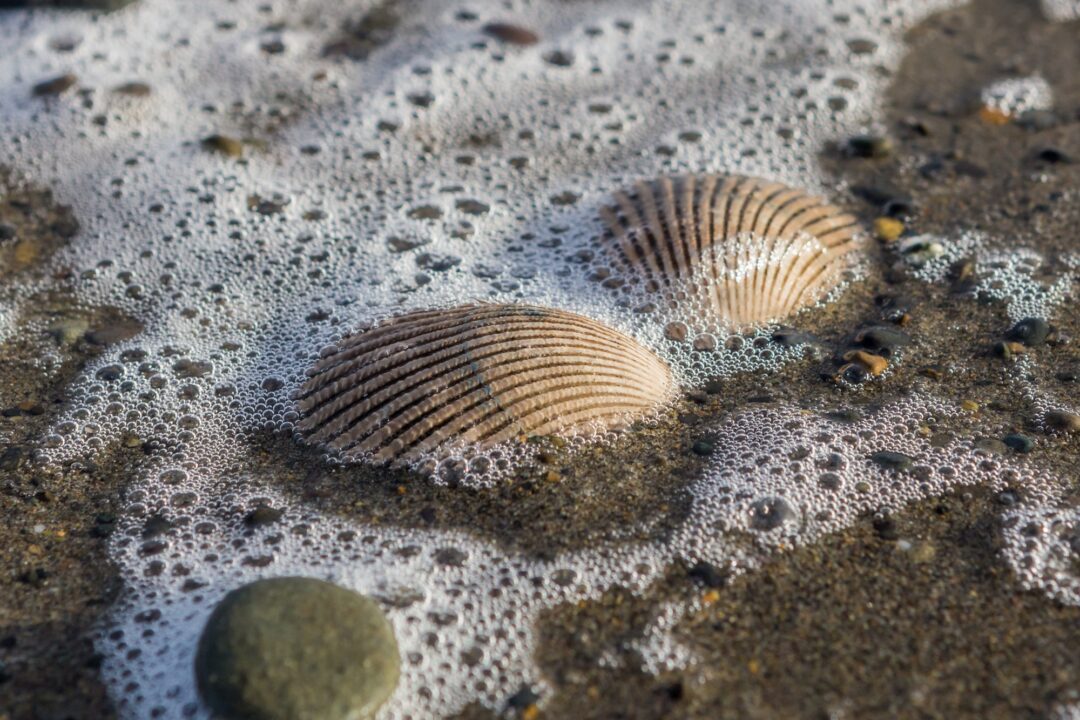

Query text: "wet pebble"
[872, 217, 903, 242]
[202, 134, 244, 158]
[195, 577, 399, 720]
[1005, 317, 1050, 347]
[1044, 410, 1080, 434]
[691, 439, 714, 457]
[482, 22, 539, 46]
[32, 73, 77, 97]
[1003, 433, 1034, 453]
[846, 134, 892, 158]
[870, 450, 914, 472]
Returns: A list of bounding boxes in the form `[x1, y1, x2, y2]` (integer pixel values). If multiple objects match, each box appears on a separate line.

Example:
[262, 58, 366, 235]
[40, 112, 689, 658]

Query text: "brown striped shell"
[598, 174, 865, 329]
[295, 304, 674, 464]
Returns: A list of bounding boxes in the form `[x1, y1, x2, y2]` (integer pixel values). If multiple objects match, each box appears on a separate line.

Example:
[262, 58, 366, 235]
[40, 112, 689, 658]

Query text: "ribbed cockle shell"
[295, 304, 674, 463]
[597, 174, 864, 329]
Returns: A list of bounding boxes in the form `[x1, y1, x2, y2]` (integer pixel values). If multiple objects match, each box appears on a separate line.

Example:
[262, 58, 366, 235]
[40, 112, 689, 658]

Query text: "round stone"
[195, 577, 399, 720]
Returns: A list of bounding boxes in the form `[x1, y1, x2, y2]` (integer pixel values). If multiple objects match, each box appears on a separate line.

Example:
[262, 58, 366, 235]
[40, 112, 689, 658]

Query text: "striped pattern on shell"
[295, 304, 674, 463]
[598, 174, 865, 329]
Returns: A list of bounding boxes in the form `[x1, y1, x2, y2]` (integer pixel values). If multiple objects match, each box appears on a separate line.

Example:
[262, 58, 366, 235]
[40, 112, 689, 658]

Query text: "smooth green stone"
[195, 577, 399, 720]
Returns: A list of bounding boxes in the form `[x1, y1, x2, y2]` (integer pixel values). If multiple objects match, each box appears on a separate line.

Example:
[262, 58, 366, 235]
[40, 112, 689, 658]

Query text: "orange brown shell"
[598, 174, 865, 329]
[295, 304, 674, 463]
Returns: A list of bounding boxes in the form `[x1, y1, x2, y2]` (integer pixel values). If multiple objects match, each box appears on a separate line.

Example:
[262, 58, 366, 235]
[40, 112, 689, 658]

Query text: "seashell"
[597, 174, 865, 329]
[295, 304, 674, 463]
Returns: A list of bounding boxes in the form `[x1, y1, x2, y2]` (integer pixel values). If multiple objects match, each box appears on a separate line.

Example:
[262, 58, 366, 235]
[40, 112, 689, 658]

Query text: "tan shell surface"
[598, 174, 865, 329]
[295, 304, 674, 463]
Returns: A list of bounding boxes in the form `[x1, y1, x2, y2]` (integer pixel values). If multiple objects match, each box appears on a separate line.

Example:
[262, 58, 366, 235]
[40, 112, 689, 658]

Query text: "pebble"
[992, 340, 1025, 360]
[870, 450, 914, 472]
[843, 349, 888, 377]
[1044, 410, 1080, 434]
[851, 326, 911, 358]
[1005, 317, 1050, 347]
[1003, 433, 1034, 453]
[196, 577, 399, 720]
[687, 560, 727, 588]
[482, 22, 539, 46]
[1036, 147, 1072, 164]
[872, 217, 903, 242]
[846, 134, 892, 158]
[113, 81, 151, 96]
[47, 317, 90, 347]
[32, 73, 77, 97]
[691, 439, 714, 457]
[202, 135, 244, 158]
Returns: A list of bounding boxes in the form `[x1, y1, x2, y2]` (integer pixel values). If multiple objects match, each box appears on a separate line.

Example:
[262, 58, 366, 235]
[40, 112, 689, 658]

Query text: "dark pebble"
[691, 439, 714, 457]
[244, 506, 283, 527]
[543, 50, 574, 67]
[852, 326, 911, 357]
[32, 73, 77, 96]
[870, 450, 914, 472]
[1036, 147, 1072, 164]
[846, 134, 892, 158]
[1003, 434, 1034, 453]
[482, 22, 539, 46]
[688, 560, 728, 588]
[1005, 317, 1050, 347]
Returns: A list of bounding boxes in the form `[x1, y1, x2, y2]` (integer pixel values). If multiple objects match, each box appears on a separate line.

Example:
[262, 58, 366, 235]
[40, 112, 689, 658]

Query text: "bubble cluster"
[897, 230, 1074, 323]
[1002, 506, 1080, 607]
[980, 74, 1054, 117]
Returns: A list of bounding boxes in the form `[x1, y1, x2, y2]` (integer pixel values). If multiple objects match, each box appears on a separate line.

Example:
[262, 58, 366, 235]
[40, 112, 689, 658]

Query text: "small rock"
[691, 439, 714, 457]
[0, 223, 16, 242]
[1003, 433, 1034, 453]
[481, 22, 539, 46]
[113, 81, 151, 96]
[32, 73, 77, 97]
[843, 349, 888, 377]
[244, 506, 283, 527]
[408, 205, 442, 221]
[870, 450, 914, 472]
[992, 340, 1025, 360]
[873, 217, 903, 242]
[543, 50, 574, 67]
[454, 199, 489, 215]
[202, 134, 244, 158]
[196, 577, 399, 720]
[846, 134, 892, 158]
[1045, 410, 1080, 434]
[687, 560, 727, 588]
[851, 326, 911, 358]
[1036, 147, 1072, 164]
[1005, 317, 1050, 347]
